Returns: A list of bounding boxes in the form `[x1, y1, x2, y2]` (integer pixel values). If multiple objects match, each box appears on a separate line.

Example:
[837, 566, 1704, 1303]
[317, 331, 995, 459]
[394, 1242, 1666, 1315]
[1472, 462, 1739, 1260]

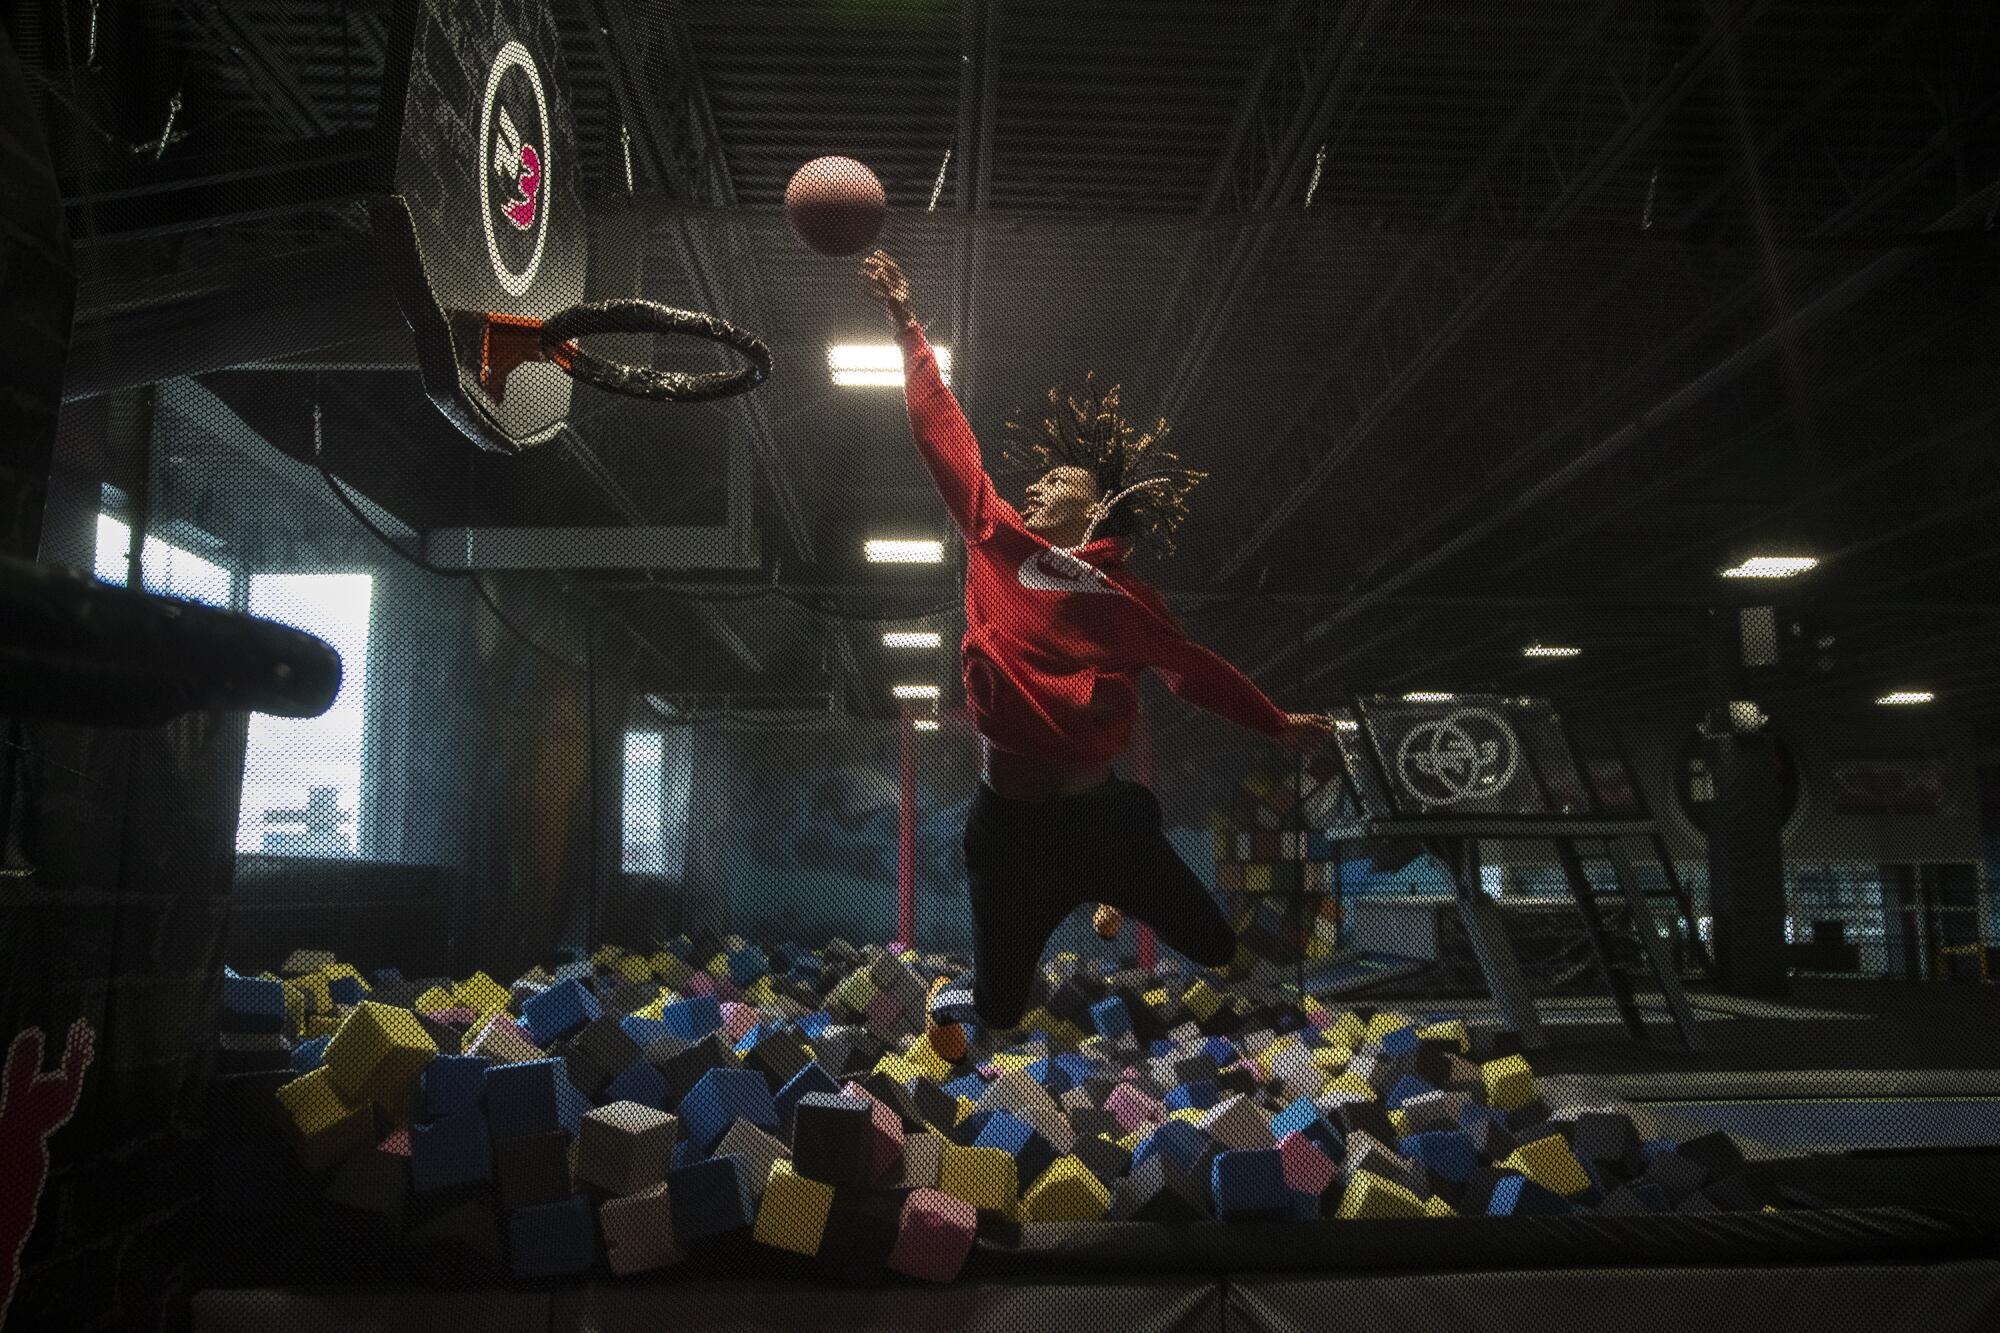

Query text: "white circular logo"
[478, 40, 551, 297]
[1394, 708, 1520, 807]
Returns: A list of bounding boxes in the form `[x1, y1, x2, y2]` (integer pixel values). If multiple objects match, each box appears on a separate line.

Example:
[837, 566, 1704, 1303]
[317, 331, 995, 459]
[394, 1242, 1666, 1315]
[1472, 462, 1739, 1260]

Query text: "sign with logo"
[479, 40, 550, 296]
[1393, 707, 1521, 809]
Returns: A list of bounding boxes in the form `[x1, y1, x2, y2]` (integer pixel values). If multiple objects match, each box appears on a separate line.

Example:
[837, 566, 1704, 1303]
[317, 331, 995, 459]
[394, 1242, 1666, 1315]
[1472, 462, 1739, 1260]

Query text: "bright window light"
[911, 718, 941, 732]
[892, 684, 940, 700]
[829, 342, 950, 387]
[94, 514, 231, 607]
[882, 630, 942, 649]
[237, 574, 372, 859]
[1522, 644, 1581, 658]
[1402, 692, 1456, 703]
[622, 729, 692, 878]
[1720, 555, 1818, 579]
[866, 539, 944, 564]
[1876, 691, 1934, 706]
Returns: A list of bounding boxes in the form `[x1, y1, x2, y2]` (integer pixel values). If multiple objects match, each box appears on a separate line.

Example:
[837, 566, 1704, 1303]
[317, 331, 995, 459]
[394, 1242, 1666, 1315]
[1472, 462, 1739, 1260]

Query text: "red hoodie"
[896, 318, 1290, 766]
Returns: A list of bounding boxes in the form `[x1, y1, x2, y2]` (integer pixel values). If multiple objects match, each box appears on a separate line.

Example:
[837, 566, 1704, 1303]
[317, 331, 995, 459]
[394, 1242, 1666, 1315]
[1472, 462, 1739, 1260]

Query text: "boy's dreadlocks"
[997, 371, 1207, 557]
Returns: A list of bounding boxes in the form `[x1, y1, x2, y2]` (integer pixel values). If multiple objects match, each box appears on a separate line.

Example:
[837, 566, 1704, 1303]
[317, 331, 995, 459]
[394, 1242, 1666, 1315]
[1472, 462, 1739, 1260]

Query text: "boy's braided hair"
[997, 371, 1207, 556]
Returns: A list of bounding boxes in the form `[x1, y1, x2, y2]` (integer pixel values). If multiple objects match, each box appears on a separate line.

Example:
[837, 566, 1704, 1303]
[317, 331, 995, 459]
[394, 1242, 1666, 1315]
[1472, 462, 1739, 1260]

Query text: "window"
[236, 574, 373, 858]
[623, 729, 691, 879]
[93, 513, 231, 607]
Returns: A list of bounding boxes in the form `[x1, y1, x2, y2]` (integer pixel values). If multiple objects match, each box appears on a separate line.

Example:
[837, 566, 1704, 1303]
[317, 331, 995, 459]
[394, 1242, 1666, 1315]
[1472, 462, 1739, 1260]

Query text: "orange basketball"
[784, 156, 887, 256]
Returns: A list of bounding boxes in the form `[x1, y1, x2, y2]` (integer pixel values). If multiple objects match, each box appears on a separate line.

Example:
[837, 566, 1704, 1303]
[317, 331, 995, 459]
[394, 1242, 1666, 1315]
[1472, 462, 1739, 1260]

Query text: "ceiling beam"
[943, 0, 1001, 424]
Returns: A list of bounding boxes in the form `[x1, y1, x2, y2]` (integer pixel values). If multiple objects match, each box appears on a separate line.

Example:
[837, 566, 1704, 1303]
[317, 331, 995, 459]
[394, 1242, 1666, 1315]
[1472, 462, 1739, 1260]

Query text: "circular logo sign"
[479, 40, 551, 297]
[1394, 707, 1520, 808]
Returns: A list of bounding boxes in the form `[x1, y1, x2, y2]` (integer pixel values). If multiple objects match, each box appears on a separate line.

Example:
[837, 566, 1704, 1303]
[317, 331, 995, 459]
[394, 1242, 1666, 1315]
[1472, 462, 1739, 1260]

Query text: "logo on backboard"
[1394, 708, 1521, 807]
[479, 40, 551, 297]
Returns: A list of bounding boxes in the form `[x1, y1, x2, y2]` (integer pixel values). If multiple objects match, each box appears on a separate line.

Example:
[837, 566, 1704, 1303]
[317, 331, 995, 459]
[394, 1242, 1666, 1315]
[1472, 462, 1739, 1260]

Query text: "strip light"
[882, 631, 942, 649]
[1876, 691, 1934, 706]
[865, 539, 944, 564]
[829, 343, 951, 387]
[1720, 555, 1818, 579]
[892, 684, 940, 700]
[1523, 644, 1581, 658]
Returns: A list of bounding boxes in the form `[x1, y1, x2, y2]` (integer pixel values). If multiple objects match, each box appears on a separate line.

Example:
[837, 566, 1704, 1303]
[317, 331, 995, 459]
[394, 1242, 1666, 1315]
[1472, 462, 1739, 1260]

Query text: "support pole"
[898, 706, 918, 952]
[1132, 701, 1158, 971]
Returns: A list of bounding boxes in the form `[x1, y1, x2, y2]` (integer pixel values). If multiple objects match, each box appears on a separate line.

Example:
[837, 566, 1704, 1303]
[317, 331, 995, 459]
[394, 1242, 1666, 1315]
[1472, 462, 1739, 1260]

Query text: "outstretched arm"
[1123, 584, 1334, 750]
[861, 251, 1017, 545]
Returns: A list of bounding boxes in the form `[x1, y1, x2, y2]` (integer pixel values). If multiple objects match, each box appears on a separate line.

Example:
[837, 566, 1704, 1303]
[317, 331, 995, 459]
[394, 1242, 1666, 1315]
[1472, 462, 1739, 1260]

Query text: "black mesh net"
[4, 1, 2000, 1329]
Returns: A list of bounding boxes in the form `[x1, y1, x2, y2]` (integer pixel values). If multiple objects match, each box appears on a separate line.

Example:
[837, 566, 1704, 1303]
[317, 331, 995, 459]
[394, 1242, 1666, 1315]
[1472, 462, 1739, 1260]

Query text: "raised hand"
[1277, 712, 1337, 753]
[859, 249, 914, 326]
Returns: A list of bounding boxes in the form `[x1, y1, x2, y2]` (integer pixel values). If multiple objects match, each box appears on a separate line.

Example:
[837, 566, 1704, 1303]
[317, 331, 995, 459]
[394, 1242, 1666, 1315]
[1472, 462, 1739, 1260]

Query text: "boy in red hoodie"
[860, 250, 1332, 1038]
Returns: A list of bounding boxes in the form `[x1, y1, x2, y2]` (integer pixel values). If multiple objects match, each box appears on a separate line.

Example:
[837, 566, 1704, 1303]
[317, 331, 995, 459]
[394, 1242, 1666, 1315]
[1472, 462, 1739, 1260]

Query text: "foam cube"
[661, 996, 724, 1042]
[1481, 1053, 1538, 1112]
[453, 972, 512, 1018]
[507, 1195, 594, 1278]
[468, 1014, 544, 1066]
[887, 1188, 977, 1283]
[1500, 1133, 1593, 1197]
[713, 1120, 790, 1199]
[1486, 1174, 1572, 1216]
[1200, 1094, 1274, 1151]
[1212, 1148, 1291, 1221]
[604, 1059, 669, 1111]
[599, 1183, 684, 1273]
[668, 1153, 756, 1242]
[679, 1067, 779, 1153]
[222, 974, 289, 1034]
[972, 1111, 1056, 1192]
[792, 1093, 874, 1186]
[1021, 1155, 1111, 1222]
[1277, 1130, 1339, 1197]
[1401, 1130, 1479, 1185]
[774, 1061, 842, 1135]
[939, 1143, 1018, 1213]
[484, 1058, 564, 1142]
[753, 1157, 835, 1259]
[322, 1003, 439, 1106]
[410, 1113, 493, 1193]
[576, 1102, 678, 1196]
[274, 1066, 375, 1173]
[1336, 1169, 1428, 1219]
[420, 1055, 490, 1121]
[494, 1131, 571, 1210]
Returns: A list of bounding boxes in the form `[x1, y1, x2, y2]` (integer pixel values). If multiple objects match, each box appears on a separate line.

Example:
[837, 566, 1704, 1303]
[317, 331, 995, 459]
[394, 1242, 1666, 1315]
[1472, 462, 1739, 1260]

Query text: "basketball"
[784, 156, 887, 256]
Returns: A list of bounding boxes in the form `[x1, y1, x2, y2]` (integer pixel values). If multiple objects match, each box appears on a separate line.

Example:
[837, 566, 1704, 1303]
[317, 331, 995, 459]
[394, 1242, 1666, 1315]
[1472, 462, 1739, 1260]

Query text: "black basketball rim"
[540, 298, 772, 402]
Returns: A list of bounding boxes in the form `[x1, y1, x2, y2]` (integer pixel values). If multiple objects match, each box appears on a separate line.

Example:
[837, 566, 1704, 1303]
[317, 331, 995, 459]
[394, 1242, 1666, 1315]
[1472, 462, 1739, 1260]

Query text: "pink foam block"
[887, 1188, 977, 1283]
[684, 973, 717, 998]
[1104, 1083, 1164, 1133]
[377, 1129, 412, 1157]
[1277, 1131, 1338, 1197]
[712, 977, 743, 1003]
[719, 1001, 758, 1043]
[424, 1007, 479, 1026]
[865, 992, 905, 1030]
[841, 1080, 908, 1183]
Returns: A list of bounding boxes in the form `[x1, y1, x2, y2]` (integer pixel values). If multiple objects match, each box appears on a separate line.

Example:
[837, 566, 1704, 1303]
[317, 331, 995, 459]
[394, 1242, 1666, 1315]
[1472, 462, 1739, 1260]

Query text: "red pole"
[897, 707, 918, 951]
[1132, 702, 1158, 971]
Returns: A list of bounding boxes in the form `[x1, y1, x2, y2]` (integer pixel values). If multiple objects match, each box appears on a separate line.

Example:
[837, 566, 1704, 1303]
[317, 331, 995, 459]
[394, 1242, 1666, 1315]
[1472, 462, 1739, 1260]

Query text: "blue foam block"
[326, 976, 365, 1006]
[1091, 997, 1133, 1040]
[1460, 1102, 1510, 1132]
[1486, 1175, 1572, 1216]
[724, 945, 768, 987]
[552, 960, 593, 985]
[508, 1195, 594, 1278]
[1379, 1026, 1419, 1057]
[941, 1073, 987, 1102]
[421, 1054, 491, 1120]
[1165, 1079, 1221, 1114]
[1212, 1148, 1291, 1220]
[798, 1011, 833, 1039]
[669, 1153, 755, 1241]
[290, 1035, 331, 1074]
[410, 1113, 493, 1193]
[484, 1058, 563, 1142]
[679, 1067, 778, 1153]
[554, 1065, 590, 1135]
[604, 1060, 669, 1111]
[775, 1061, 841, 1134]
[973, 1111, 1056, 1190]
[221, 974, 287, 1034]
[1054, 1053, 1098, 1086]
[662, 996, 724, 1042]
[1400, 1131, 1478, 1184]
[1273, 1096, 1328, 1140]
[1133, 1119, 1209, 1172]
[371, 968, 404, 985]
[1201, 1037, 1236, 1066]
[1386, 1075, 1437, 1110]
[521, 978, 602, 1049]
[672, 1139, 697, 1171]
[620, 1015, 672, 1047]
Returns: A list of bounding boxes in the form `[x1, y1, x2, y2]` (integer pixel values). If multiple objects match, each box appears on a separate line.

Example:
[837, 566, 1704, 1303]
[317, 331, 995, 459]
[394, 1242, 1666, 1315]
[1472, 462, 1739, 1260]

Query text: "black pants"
[961, 774, 1236, 1029]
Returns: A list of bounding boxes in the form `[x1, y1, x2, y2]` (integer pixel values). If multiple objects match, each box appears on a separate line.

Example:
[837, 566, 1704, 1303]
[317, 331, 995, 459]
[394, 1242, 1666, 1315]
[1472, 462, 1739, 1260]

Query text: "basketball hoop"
[459, 298, 773, 406]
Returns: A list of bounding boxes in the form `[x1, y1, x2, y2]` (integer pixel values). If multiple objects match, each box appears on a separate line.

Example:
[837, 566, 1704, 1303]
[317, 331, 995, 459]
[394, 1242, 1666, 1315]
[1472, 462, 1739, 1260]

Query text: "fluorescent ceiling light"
[1334, 719, 1359, 732]
[892, 684, 940, 700]
[1402, 692, 1456, 703]
[865, 539, 944, 564]
[1876, 691, 1934, 706]
[829, 343, 950, 387]
[882, 630, 942, 649]
[1719, 555, 1818, 579]
[911, 718, 941, 731]
[1522, 644, 1580, 658]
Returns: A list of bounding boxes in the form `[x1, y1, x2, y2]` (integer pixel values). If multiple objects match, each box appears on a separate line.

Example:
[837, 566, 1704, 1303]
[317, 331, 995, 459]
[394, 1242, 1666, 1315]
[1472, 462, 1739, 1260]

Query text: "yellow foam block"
[285, 973, 332, 1017]
[1141, 988, 1170, 1010]
[1117, 1130, 1142, 1152]
[277, 1067, 360, 1139]
[940, 1145, 1018, 1213]
[1500, 1134, 1592, 1197]
[1324, 1072, 1376, 1100]
[1329, 1012, 1368, 1049]
[302, 1015, 342, 1040]
[1312, 1045, 1355, 1073]
[1021, 1157, 1109, 1223]
[613, 956, 652, 985]
[1417, 1019, 1470, 1053]
[324, 1002, 439, 1104]
[1244, 864, 1272, 893]
[318, 963, 372, 993]
[414, 986, 456, 1014]
[902, 1035, 955, 1083]
[828, 970, 879, 1015]
[1305, 938, 1332, 959]
[1424, 1195, 1458, 1218]
[1481, 1054, 1538, 1112]
[1364, 1011, 1416, 1041]
[1387, 1108, 1409, 1138]
[1166, 1107, 1208, 1130]
[754, 1159, 834, 1256]
[652, 954, 694, 989]
[1181, 979, 1224, 1021]
[453, 972, 511, 1018]
[1017, 1007, 1062, 1037]
[743, 976, 778, 1007]
[955, 1096, 977, 1125]
[989, 1052, 1035, 1073]
[873, 1054, 925, 1085]
[591, 945, 627, 968]
[705, 954, 732, 980]
[1336, 1170, 1428, 1220]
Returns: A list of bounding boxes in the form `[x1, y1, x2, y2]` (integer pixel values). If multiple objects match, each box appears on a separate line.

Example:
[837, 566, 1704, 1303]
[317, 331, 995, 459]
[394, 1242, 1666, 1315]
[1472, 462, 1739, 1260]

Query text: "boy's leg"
[1096, 781, 1237, 969]
[933, 789, 1072, 1032]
